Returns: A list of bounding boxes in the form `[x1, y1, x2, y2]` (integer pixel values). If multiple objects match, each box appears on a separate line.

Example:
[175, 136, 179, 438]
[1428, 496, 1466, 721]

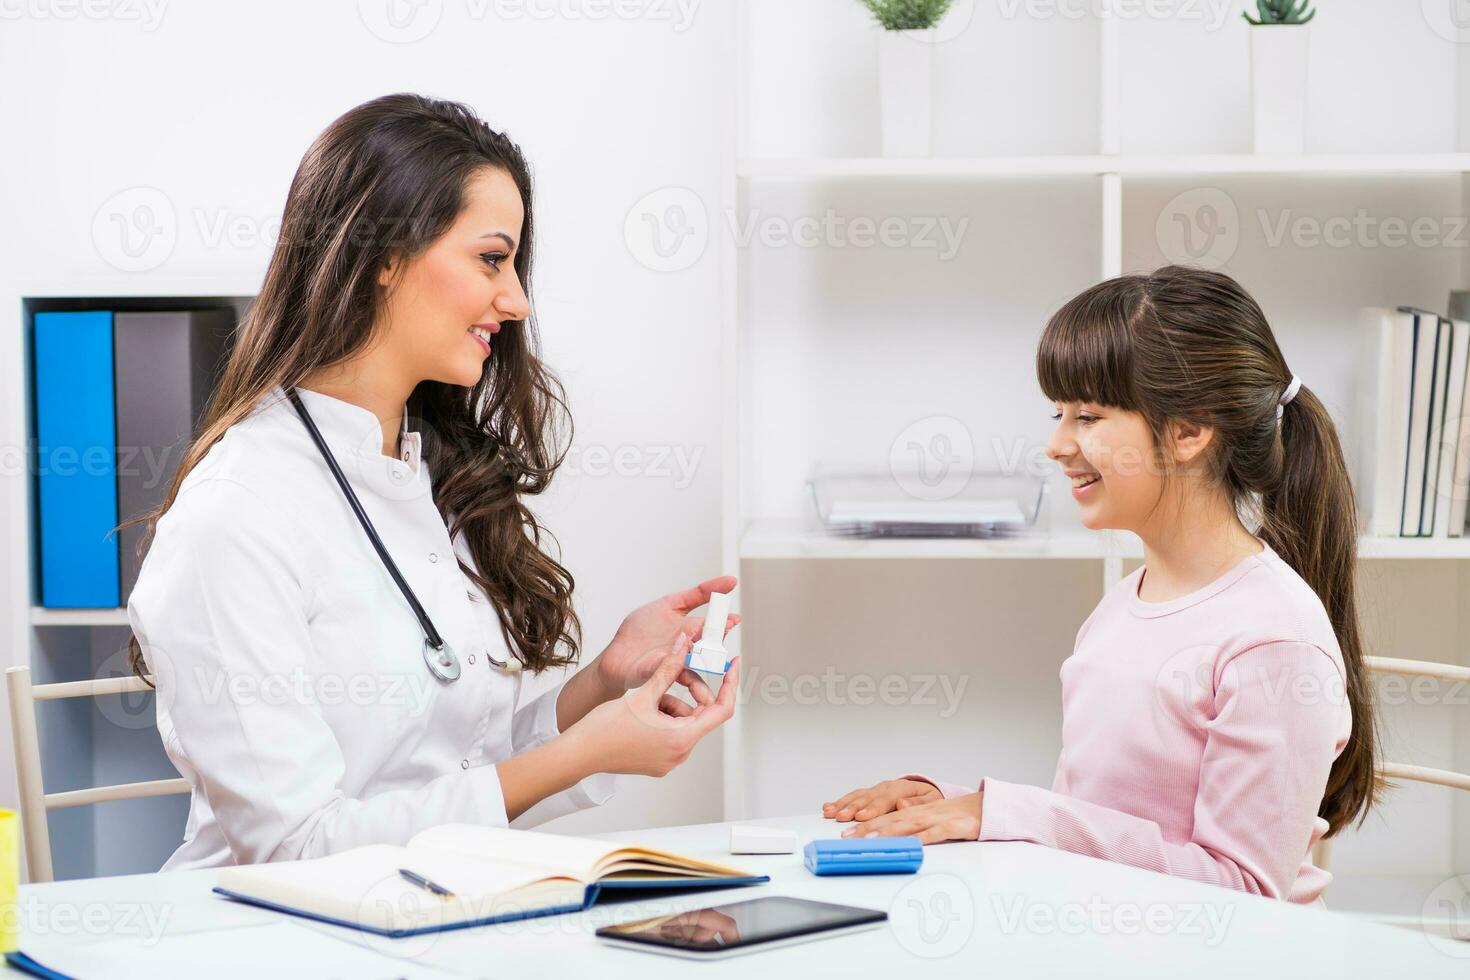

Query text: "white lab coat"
[127, 384, 614, 871]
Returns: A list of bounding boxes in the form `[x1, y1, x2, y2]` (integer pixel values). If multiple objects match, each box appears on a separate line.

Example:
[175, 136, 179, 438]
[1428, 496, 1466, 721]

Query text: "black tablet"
[596, 896, 887, 960]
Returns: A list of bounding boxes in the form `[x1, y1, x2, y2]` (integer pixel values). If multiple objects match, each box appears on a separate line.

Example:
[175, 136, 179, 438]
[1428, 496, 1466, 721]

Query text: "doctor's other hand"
[569, 647, 740, 778]
[594, 575, 741, 694]
[822, 779, 942, 823]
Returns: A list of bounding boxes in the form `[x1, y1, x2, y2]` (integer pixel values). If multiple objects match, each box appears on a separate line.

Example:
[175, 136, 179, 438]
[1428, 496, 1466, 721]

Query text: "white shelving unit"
[0, 277, 256, 880]
[718, 0, 1470, 925]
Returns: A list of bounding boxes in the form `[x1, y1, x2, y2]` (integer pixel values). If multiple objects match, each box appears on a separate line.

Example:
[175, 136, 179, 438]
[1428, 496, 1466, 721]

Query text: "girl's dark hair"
[1036, 265, 1378, 836]
[124, 93, 579, 674]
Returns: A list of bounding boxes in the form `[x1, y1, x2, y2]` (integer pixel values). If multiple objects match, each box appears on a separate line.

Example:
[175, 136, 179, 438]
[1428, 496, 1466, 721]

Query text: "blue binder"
[33, 311, 120, 607]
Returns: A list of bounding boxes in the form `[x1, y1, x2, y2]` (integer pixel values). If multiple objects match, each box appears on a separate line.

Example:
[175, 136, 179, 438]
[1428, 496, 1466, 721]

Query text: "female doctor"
[124, 93, 740, 871]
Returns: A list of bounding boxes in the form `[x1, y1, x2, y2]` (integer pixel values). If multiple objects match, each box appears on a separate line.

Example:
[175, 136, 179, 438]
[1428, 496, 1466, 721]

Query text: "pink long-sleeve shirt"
[910, 539, 1352, 904]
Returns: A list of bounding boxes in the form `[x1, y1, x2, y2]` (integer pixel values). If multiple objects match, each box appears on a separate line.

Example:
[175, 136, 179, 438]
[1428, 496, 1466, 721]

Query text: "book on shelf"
[1358, 307, 1470, 539]
[1441, 317, 1470, 538]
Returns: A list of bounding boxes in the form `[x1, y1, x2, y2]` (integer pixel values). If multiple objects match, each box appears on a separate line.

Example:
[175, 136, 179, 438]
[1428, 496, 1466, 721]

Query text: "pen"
[398, 867, 455, 899]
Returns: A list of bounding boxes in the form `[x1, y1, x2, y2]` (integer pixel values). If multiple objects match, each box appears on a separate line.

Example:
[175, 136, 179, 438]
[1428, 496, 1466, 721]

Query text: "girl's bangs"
[1035, 286, 1139, 410]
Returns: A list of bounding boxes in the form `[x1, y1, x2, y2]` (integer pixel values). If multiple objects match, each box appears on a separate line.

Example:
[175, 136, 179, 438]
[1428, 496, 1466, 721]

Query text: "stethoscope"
[287, 387, 515, 682]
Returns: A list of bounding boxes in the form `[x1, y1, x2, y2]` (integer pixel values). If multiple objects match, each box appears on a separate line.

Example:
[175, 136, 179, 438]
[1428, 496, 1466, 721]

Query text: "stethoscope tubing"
[287, 387, 449, 652]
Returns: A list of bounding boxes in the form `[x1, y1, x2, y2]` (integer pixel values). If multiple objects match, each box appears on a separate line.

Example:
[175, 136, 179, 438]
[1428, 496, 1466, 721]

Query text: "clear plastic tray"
[808, 469, 1048, 539]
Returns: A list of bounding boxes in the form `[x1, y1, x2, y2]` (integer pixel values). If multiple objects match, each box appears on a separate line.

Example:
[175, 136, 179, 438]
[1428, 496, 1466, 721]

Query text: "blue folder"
[33, 310, 120, 607]
[212, 874, 771, 939]
[4, 951, 75, 980]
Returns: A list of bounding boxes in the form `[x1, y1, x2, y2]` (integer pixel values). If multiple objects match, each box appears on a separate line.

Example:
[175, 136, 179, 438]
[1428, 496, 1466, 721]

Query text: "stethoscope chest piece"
[423, 638, 462, 683]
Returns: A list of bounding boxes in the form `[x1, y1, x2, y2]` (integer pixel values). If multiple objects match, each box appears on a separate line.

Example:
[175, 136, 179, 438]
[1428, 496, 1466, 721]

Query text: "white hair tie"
[1276, 375, 1302, 422]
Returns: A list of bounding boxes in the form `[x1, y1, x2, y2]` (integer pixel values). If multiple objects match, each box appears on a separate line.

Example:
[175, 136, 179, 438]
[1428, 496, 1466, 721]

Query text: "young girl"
[822, 266, 1377, 905]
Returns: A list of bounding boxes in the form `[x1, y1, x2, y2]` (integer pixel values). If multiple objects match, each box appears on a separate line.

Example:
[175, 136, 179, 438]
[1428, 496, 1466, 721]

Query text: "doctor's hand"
[593, 576, 741, 696]
[569, 646, 740, 778]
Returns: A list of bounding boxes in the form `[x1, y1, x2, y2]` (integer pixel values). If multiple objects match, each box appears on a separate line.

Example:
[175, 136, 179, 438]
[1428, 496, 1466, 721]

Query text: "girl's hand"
[594, 576, 741, 695]
[839, 792, 983, 845]
[570, 647, 741, 777]
[822, 779, 942, 822]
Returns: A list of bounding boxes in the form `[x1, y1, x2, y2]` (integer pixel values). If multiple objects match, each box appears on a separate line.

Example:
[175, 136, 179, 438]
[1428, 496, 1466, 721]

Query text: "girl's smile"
[1066, 468, 1102, 500]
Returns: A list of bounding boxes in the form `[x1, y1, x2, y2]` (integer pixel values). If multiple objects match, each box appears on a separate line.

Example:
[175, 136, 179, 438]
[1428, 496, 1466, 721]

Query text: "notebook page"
[409, 824, 614, 879]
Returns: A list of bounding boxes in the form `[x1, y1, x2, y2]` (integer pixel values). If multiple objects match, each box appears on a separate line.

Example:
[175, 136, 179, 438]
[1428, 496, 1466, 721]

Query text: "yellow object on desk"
[0, 809, 16, 952]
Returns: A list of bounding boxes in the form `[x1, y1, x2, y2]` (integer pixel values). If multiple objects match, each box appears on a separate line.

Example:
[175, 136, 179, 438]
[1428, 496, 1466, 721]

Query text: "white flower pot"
[1249, 24, 1310, 154]
[877, 28, 934, 157]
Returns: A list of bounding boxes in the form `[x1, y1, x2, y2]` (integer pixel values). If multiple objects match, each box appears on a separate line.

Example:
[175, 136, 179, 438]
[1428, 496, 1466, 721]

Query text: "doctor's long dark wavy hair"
[125, 92, 580, 677]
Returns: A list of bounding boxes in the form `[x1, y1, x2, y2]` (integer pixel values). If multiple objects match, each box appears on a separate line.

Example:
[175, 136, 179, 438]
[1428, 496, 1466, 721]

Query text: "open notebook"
[212, 824, 769, 937]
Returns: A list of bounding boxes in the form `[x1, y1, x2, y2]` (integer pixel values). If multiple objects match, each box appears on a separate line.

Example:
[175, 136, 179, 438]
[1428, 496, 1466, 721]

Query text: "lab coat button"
[460, 759, 469, 770]
[468, 653, 476, 664]
[428, 552, 438, 564]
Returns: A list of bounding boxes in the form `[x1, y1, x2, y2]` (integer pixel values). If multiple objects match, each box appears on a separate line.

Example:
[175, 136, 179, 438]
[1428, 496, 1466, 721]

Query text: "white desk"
[5, 813, 1465, 978]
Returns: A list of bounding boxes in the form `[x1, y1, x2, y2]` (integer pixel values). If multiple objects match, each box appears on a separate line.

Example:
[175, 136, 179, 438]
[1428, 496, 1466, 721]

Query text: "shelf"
[737, 153, 1470, 180]
[1355, 536, 1470, 559]
[741, 520, 1470, 561]
[740, 520, 1142, 560]
[13, 276, 260, 300]
[30, 608, 130, 627]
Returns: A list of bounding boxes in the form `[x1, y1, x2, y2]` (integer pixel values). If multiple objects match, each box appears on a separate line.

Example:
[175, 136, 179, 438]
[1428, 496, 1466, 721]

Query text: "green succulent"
[1243, 0, 1315, 25]
[856, 0, 953, 31]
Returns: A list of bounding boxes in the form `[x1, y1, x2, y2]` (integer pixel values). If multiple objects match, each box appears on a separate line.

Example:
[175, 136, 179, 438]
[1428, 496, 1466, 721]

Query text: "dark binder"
[113, 309, 233, 603]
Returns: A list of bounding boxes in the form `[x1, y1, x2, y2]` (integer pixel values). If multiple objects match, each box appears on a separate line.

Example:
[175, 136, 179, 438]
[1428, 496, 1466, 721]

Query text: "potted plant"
[857, 0, 952, 157]
[1244, 0, 1315, 154]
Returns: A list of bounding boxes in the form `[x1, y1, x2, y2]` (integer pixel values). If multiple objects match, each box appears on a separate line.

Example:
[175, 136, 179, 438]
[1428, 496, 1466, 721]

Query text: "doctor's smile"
[468, 321, 500, 356]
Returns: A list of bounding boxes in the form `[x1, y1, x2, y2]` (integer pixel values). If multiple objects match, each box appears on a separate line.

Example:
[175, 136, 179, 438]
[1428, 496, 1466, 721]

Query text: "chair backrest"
[1311, 656, 1470, 875]
[4, 665, 189, 883]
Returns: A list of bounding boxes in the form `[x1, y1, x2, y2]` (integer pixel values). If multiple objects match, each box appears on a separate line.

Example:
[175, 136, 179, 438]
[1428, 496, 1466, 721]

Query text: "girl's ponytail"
[1261, 384, 1380, 834]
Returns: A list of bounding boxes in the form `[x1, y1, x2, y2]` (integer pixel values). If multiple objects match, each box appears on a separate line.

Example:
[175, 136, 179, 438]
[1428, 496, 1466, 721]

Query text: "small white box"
[729, 825, 800, 855]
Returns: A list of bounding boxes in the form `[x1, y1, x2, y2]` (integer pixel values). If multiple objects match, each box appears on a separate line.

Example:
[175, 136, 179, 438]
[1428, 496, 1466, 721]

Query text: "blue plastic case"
[803, 837, 924, 876]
